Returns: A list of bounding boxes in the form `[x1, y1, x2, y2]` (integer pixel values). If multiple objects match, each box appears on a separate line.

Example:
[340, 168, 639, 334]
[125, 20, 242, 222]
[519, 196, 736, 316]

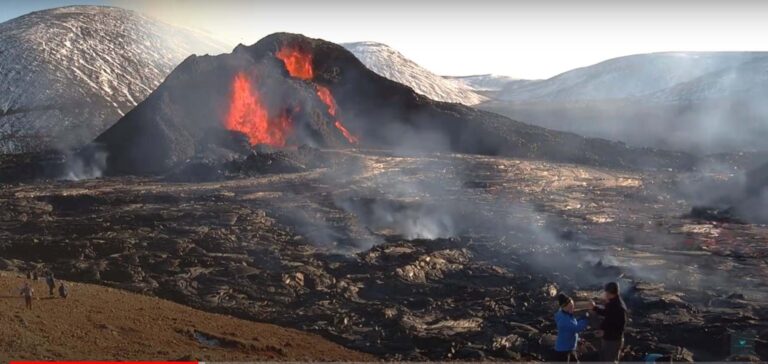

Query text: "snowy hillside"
[498, 52, 761, 102]
[646, 55, 768, 102]
[443, 74, 520, 92]
[0, 6, 229, 154]
[342, 41, 486, 105]
[482, 52, 768, 154]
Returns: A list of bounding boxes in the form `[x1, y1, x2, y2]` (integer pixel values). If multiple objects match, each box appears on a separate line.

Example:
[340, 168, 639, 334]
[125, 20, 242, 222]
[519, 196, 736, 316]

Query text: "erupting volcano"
[95, 32, 693, 176]
[276, 44, 359, 144]
[225, 73, 293, 146]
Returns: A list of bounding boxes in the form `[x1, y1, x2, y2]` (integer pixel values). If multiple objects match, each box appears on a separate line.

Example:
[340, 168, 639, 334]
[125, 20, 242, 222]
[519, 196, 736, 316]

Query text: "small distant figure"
[20, 282, 34, 310]
[591, 282, 628, 363]
[554, 293, 589, 362]
[26, 270, 32, 280]
[32, 270, 38, 281]
[45, 272, 56, 296]
[58, 282, 69, 299]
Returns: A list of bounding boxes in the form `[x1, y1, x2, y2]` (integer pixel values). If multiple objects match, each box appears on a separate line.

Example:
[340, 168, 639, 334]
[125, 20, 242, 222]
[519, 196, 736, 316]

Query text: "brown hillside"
[0, 274, 372, 361]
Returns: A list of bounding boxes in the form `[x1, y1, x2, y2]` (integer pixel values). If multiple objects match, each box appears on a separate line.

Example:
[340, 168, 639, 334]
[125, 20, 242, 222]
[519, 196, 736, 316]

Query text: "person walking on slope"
[591, 281, 627, 363]
[554, 293, 589, 362]
[20, 282, 34, 310]
[45, 271, 56, 296]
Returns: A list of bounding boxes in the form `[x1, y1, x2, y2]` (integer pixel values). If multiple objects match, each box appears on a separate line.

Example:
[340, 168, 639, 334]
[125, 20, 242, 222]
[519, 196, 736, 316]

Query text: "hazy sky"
[2, 0, 767, 78]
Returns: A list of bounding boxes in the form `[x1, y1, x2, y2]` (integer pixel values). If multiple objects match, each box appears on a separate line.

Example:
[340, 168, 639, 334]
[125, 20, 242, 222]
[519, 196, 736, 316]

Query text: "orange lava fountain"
[275, 46, 313, 80]
[224, 73, 292, 146]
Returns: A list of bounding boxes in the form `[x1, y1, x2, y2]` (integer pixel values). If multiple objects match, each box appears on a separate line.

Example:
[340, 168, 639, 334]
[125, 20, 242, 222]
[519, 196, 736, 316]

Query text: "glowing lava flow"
[275, 46, 313, 80]
[316, 85, 359, 144]
[276, 45, 359, 145]
[224, 73, 292, 146]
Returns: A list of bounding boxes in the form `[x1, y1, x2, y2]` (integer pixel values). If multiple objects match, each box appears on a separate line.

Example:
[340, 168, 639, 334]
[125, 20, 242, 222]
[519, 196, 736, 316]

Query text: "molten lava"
[276, 44, 359, 145]
[317, 85, 359, 144]
[275, 46, 313, 80]
[224, 73, 292, 146]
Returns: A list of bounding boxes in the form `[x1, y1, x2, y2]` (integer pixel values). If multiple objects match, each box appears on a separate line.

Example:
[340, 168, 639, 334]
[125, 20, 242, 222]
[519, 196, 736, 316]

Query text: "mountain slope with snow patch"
[0, 6, 229, 153]
[498, 52, 761, 102]
[645, 54, 768, 102]
[483, 52, 768, 153]
[342, 41, 486, 105]
[443, 74, 520, 92]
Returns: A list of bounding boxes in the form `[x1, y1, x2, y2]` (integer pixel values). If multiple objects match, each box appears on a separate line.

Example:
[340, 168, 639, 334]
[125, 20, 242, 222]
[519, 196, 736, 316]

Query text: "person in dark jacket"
[45, 271, 56, 296]
[554, 293, 589, 362]
[591, 281, 627, 363]
[58, 282, 69, 299]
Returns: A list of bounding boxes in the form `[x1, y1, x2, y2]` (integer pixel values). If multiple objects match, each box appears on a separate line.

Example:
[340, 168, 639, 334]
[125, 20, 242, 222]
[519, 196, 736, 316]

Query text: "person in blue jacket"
[554, 293, 589, 362]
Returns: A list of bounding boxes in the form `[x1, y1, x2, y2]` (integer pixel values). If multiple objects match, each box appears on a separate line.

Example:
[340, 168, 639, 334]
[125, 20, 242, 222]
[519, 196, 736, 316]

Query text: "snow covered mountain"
[483, 52, 768, 154]
[646, 54, 768, 102]
[498, 52, 761, 102]
[0, 6, 229, 154]
[342, 41, 486, 105]
[443, 74, 520, 92]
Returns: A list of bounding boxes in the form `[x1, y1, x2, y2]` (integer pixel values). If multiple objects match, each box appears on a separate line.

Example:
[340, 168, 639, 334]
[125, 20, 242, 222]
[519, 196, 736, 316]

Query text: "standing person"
[45, 271, 56, 296]
[58, 282, 68, 299]
[20, 282, 34, 310]
[591, 282, 627, 363]
[554, 293, 589, 362]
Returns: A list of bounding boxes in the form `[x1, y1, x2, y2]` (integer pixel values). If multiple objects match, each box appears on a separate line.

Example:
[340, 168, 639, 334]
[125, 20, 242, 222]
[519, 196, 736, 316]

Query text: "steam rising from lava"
[225, 73, 293, 146]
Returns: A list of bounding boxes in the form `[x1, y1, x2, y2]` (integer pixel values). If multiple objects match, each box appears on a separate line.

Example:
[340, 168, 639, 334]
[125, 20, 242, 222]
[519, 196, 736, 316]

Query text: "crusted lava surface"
[1, 148, 766, 361]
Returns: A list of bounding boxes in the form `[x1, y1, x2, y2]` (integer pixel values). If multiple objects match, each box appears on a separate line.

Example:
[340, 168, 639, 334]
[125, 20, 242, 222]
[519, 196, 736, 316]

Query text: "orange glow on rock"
[224, 72, 292, 146]
[276, 45, 359, 145]
[316, 85, 358, 145]
[275, 46, 313, 80]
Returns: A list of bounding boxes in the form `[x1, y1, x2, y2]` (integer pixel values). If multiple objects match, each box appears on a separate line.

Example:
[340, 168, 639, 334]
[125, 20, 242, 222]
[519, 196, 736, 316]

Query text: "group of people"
[554, 281, 627, 363]
[20, 269, 69, 310]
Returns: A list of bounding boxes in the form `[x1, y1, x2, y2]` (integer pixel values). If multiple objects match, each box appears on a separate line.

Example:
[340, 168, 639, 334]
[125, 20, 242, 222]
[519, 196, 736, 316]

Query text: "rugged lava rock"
[1, 149, 765, 360]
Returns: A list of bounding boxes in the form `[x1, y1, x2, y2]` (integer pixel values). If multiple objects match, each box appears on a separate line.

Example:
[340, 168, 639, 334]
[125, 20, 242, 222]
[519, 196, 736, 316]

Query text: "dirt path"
[0, 273, 372, 361]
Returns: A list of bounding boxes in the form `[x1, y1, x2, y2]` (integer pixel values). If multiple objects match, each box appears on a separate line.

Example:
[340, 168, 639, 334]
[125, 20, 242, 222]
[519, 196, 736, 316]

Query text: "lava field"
[1, 32, 767, 361]
[1, 148, 766, 361]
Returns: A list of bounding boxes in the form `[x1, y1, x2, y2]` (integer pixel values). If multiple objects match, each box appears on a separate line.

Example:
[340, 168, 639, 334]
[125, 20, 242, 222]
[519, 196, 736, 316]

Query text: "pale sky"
[2, 0, 768, 79]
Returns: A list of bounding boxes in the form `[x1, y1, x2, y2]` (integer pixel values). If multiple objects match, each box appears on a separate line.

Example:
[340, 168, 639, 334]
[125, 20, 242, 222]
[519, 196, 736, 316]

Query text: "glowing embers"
[224, 73, 293, 147]
[276, 44, 359, 145]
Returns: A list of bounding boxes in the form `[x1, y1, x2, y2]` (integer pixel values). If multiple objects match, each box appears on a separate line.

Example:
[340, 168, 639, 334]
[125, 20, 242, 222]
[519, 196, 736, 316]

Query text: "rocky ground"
[0, 148, 766, 361]
[0, 274, 370, 361]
